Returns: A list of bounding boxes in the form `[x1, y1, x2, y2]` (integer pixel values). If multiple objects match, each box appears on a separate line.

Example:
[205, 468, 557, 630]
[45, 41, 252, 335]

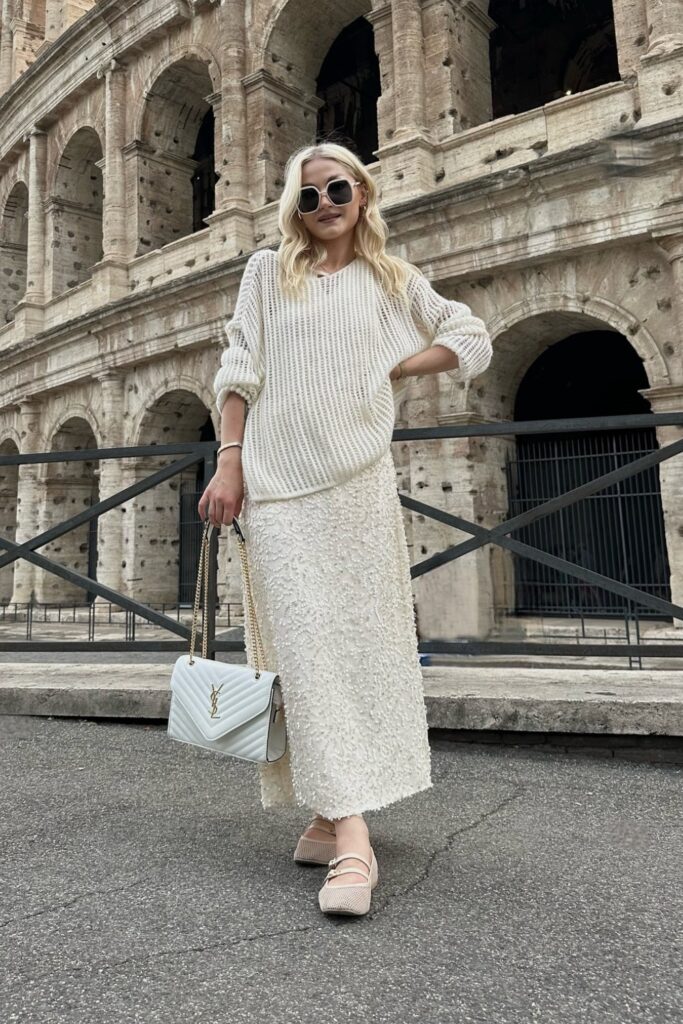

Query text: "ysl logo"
[209, 683, 224, 719]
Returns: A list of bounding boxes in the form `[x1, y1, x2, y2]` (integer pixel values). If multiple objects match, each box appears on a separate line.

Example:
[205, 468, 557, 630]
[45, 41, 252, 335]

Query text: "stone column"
[421, 0, 495, 139]
[0, 0, 13, 95]
[652, 231, 683, 382]
[215, 0, 249, 208]
[638, 384, 683, 626]
[10, 400, 43, 606]
[391, 0, 426, 138]
[45, 0, 63, 41]
[643, 234, 683, 626]
[365, 4, 394, 152]
[374, 0, 435, 203]
[644, 0, 683, 55]
[204, 0, 254, 254]
[94, 371, 125, 603]
[611, 0, 649, 78]
[22, 127, 47, 304]
[99, 58, 128, 262]
[403, 378, 498, 642]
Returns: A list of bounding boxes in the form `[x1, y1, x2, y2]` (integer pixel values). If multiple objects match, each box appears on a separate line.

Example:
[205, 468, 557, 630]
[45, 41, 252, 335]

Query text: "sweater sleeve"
[406, 271, 492, 382]
[214, 250, 266, 414]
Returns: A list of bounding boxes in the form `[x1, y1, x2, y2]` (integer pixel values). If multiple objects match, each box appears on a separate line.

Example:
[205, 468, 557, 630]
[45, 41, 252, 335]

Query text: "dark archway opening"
[192, 107, 217, 232]
[506, 331, 671, 618]
[178, 410, 216, 605]
[315, 16, 380, 165]
[489, 0, 620, 119]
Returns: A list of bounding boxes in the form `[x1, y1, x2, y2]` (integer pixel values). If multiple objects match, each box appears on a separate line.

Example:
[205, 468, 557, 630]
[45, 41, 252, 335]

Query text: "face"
[297, 157, 367, 244]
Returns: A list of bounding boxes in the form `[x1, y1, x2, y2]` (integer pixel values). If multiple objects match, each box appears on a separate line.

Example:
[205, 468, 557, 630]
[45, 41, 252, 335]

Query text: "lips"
[319, 214, 340, 222]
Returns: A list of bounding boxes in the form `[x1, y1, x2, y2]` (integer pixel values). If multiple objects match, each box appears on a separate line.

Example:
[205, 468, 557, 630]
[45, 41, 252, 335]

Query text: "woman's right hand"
[197, 451, 245, 528]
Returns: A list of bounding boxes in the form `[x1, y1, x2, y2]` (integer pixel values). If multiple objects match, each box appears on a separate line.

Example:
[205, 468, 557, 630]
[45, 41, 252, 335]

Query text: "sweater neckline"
[312, 256, 358, 278]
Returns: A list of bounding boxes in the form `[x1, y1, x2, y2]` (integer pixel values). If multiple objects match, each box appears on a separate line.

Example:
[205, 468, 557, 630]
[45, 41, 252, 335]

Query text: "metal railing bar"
[0, 442, 218, 468]
[0, 451, 202, 573]
[0, 535, 195, 641]
[402, 432, 683, 576]
[402, 485, 683, 620]
[1, 639, 681, 658]
[392, 411, 683, 442]
[415, 640, 683, 657]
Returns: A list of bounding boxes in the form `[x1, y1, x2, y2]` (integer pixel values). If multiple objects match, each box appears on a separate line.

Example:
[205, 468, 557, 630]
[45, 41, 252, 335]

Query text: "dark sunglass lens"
[299, 187, 319, 214]
[328, 179, 353, 205]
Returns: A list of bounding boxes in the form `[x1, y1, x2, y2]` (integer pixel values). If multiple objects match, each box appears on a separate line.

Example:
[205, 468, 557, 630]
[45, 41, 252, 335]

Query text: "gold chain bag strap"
[167, 517, 287, 763]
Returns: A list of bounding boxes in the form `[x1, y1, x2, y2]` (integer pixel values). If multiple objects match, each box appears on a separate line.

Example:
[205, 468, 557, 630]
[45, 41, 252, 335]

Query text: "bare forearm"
[390, 344, 458, 380]
[218, 392, 247, 469]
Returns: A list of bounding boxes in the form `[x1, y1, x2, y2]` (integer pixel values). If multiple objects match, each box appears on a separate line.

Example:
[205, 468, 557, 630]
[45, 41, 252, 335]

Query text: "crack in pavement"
[0, 876, 150, 930]
[20, 922, 326, 983]
[366, 783, 527, 920]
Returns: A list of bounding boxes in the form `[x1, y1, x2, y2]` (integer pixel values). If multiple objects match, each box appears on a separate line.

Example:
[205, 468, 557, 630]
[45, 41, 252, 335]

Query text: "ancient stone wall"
[0, 0, 681, 645]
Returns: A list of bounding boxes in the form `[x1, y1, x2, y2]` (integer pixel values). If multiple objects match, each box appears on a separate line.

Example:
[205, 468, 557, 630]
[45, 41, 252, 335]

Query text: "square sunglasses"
[297, 177, 362, 215]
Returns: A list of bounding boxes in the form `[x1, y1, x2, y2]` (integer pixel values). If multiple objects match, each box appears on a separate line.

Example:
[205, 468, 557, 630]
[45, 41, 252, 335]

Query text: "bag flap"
[170, 655, 280, 742]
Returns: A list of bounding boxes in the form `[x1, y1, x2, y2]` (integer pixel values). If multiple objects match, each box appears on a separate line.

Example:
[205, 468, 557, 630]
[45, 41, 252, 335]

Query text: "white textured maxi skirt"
[239, 445, 433, 820]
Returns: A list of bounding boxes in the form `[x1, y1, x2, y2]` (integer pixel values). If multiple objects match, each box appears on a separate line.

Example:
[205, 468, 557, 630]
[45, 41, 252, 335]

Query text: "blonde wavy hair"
[276, 142, 421, 300]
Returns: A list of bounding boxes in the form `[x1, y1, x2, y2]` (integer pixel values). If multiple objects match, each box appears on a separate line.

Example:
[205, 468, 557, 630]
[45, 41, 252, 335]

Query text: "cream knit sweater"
[213, 247, 492, 502]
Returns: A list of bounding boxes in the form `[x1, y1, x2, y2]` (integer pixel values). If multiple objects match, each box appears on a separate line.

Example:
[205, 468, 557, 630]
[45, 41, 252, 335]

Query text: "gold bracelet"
[217, 441, 243, 457]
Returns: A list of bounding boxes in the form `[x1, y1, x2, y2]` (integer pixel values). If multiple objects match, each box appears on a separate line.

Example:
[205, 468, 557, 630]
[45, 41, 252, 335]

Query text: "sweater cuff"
[216, 383, 255, 413]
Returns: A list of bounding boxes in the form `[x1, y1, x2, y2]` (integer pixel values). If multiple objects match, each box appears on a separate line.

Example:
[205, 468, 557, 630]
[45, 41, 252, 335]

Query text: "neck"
[318, 235, 356, 269]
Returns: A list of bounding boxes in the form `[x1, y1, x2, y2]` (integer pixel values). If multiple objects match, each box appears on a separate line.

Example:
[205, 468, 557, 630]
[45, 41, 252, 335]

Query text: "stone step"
[1, 662, 682, 735]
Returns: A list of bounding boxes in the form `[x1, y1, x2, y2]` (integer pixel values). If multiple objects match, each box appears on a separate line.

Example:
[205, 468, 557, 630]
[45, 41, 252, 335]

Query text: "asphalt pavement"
[1, 715, 681, 1024]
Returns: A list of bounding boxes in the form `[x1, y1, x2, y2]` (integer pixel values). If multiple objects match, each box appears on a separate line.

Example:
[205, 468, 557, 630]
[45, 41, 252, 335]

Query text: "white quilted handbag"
[167, 516, 287, 763]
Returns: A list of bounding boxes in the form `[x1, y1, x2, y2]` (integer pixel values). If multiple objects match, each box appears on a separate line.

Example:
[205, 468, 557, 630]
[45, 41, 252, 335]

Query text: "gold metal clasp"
[209, 682, 223, 718]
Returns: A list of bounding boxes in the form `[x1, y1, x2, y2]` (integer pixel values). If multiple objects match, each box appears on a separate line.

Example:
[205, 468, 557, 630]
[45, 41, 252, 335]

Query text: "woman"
[198, 142, 492, 917]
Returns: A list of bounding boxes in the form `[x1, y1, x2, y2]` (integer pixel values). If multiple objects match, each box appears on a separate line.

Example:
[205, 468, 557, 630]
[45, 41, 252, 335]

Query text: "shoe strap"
[325, 865, 370, 882]
[328, 850, 371, 871]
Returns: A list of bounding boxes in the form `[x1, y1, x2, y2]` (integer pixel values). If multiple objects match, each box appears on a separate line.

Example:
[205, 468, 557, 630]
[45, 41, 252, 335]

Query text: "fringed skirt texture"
[239, 445, 433, 820]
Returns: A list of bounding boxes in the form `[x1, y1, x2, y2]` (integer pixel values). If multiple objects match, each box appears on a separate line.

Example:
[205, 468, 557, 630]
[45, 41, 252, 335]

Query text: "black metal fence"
[0, 411, 682, 662]
[505, 425, 671, 618]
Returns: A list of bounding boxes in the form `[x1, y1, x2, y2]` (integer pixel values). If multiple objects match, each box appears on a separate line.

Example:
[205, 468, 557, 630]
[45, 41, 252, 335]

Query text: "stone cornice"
[0, 0, 199, 167]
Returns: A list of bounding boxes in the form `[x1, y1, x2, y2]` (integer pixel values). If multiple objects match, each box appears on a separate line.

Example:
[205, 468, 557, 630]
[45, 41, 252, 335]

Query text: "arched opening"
[49, 127, 104, 296]
[0, 439, 19, 605]
[138, 58, 217, 253]
[129, 390, 215, 605]
[36, 417, 99, 605]
[489, 0, 620, 119]
[315, 15, 380, 164]
[0, 182, 28, 323]
[506, 331, 671, 618]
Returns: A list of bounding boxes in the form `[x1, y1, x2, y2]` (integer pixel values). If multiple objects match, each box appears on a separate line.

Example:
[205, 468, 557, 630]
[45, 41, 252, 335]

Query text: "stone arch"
[43, 403, 104, 453]
[36, 416, 100, 605]
[47, 126, 104, 297]
[129, 376, 216, 445]
[254, 0, 378, 203]
[506, 331, 671, 620]
[124, 388, 215, 606]
[0, 181, 29, 323]
[479, 294, 668, 423]
[133, 52, 220, 253]
[453, 299, 670, 635]
[0, 437, 20, 604]
[134, 44, 221, 139]
[262, 0, 372, 84]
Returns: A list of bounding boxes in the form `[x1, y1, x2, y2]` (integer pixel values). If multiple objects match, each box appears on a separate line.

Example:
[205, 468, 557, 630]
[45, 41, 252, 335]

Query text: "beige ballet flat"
[293, 816, 337, 865]
[318, 849, 378, 916]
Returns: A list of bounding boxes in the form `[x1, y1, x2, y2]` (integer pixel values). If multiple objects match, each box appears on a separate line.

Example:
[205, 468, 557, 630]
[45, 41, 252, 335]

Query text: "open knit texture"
[214, 247, 492, 502]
